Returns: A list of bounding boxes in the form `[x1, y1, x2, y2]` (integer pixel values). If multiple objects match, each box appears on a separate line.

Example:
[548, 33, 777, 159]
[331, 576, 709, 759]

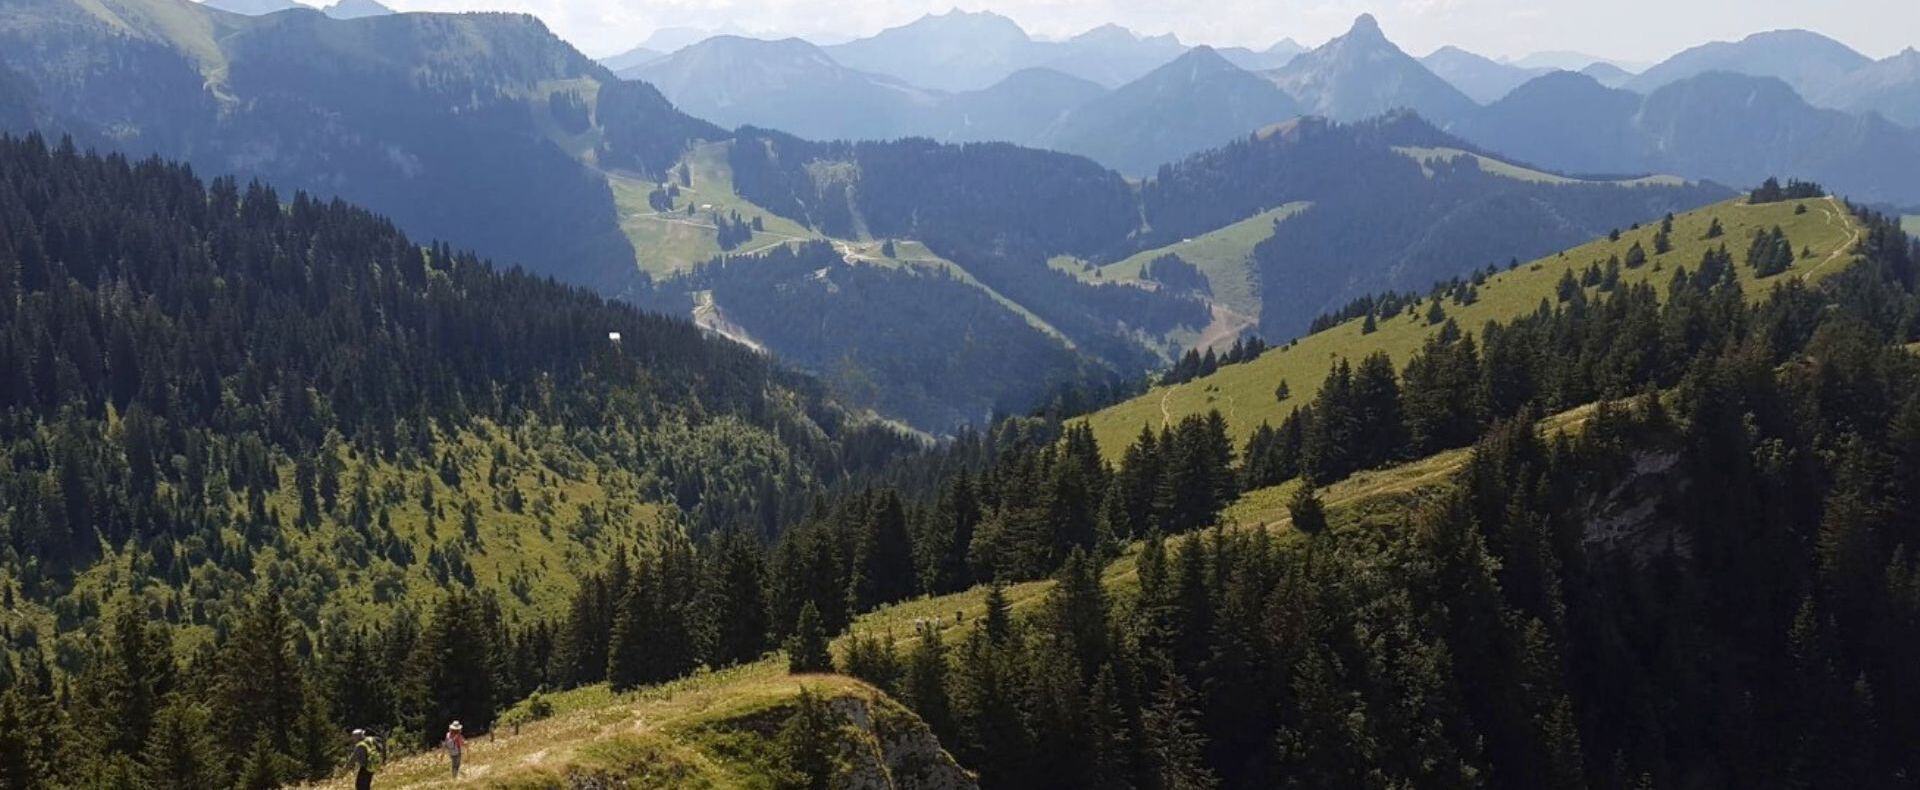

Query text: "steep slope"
[1821, 47, 1920, 127]
[628, 35, 941, 141]
[0, 0, 725, 293]
[1039, 46, 1303, 177]
[1627, 28, 1871, 98]
[1420, 45, 1548, 103]
[1080, 195, 1863, 455]
[1267, 14, 1479, 127]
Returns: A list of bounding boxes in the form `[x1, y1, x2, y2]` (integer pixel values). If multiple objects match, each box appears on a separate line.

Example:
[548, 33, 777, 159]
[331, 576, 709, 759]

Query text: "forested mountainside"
[727, 115, 1731, 340]
[0, 0, 721, 293]
[5, 128, 1920, 789]
[642, 242, 1176, 429]
[771, 201, 1920, 789]
[0, 135, 927, 786]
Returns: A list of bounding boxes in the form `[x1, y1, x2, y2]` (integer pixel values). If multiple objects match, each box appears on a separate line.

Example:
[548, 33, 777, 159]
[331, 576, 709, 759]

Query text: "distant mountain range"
[1461, 70, 1920, 206]
[1420, 46, 1550, 103]
[619, 12, 1920, 201]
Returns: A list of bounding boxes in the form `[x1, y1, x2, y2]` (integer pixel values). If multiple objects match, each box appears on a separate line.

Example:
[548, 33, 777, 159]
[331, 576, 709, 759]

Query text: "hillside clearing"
[1079, 197, 1861, 459]
[1394, 146, 1687, 187]
[1053, 202, 1312, 320]
[611, 141, 819, 277]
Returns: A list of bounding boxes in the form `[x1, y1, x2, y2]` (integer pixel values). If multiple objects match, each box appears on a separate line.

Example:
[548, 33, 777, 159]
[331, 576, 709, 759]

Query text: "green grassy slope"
[613, 141, 822, 277]
[1394, 146, 1687, 187]
[1079, 196, 1863, 458]
[1051, 202, 1313, 321]
[1903, 215, 1919, 236]
[302, 668, 963, 789]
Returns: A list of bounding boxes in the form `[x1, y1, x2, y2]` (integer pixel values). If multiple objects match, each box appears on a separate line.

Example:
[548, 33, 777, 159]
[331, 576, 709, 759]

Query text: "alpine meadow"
[2, 1, 1920, 789]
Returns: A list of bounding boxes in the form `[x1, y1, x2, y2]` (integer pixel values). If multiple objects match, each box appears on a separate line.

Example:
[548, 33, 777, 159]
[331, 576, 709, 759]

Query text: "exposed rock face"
[832, 693, 977, 790]
[1579, 451, 1693, 568]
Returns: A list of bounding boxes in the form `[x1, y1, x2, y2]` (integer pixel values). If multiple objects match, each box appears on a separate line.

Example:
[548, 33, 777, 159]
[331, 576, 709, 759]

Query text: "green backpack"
[361, 736, 387, 774]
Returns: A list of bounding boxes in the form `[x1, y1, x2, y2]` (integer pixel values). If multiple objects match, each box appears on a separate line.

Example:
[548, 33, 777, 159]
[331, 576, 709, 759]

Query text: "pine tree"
[779, 686, 841, 790]
[1143, 670, 1218, 790]
[787, 602, 834, 674]
[902, 621, 953, 739]
[1288, 485, 1328, 535]
[416, 589, 498, 736]
[607, 561, 659, 691]
[213, 593, 305, 764]
[705, 528, 772, 668]
[234, 734, 288, 790]
[138, 697, 223, 790]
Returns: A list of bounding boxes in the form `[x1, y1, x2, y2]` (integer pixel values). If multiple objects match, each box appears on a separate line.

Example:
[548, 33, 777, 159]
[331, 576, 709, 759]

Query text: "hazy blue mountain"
[1268, 14, 1479, 127]
[1627, 29, 1871, 99]
[1510, 50, 1646, 72]
[628, 36, 939, 140]
[1041, 46, 1302, 176]
[1421, 45, 1549, 103]
[322, 0, 390, 19]
[1820, 48, 1920, 128]
[826, 9, 1037, 92]
[1217, 39, 1306, 71]
[1580, 61, 1636, 88]
[599, 46, 662, 72]
[1458, 71, 1649, 175]
[199, 0, 300, 15]
[823, 11, 1210, 92]
[931, 67, 1106, 144]
[1038, 24, 1188, 87]
[1461, 69, 1920, 205]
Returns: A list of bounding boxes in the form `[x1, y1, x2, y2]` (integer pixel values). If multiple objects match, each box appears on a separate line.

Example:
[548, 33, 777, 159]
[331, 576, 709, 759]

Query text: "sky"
[283, 0, 1918, 63]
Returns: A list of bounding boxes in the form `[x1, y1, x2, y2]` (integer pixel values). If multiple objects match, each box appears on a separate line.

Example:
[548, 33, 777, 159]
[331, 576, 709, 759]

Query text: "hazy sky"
[290, 0, 1917, 63]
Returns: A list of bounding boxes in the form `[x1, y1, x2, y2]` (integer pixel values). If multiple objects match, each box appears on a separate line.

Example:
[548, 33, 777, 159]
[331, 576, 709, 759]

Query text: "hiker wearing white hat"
[444, 721, 468, 779]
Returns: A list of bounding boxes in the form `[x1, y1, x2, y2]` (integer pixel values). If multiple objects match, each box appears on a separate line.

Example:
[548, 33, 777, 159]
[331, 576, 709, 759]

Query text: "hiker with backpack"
[350, 729, 385, 789]
[444, 720, 468, 779]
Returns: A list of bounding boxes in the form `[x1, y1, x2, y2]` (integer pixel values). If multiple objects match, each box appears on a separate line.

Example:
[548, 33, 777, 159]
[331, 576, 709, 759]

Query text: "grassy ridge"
[1393, 147, 1687, 187]
[1903, 215, 1919, 236]
[1078, 196, 1863, 459]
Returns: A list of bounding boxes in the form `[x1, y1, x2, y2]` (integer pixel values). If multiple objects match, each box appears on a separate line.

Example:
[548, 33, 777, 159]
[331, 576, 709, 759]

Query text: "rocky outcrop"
[1579, 450, 1693, 568]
